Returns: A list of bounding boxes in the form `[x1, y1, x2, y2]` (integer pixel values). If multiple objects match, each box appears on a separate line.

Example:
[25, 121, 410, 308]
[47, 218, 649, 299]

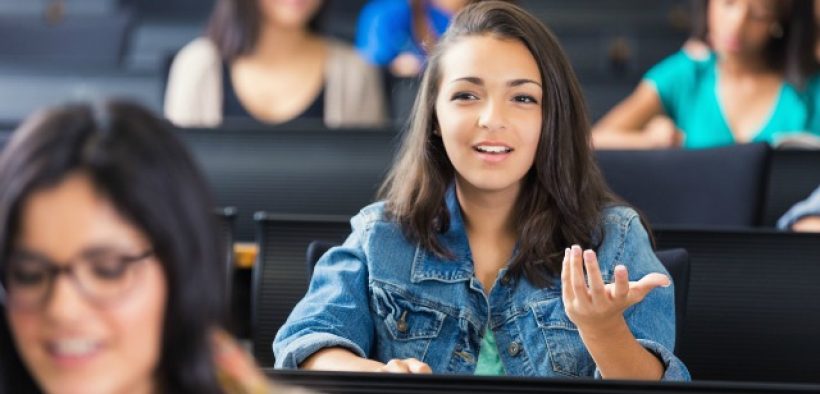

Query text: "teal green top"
[474, 328, 505, 376]
[644, 50, 820, 149]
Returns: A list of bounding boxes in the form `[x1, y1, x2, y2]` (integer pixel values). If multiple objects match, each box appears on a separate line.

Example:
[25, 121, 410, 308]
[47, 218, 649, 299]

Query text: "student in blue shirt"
[778, 185, 820, 232]
[355, 0, 471, 77]
[593, 0, 818, 149]
[275, 1, 689, 380]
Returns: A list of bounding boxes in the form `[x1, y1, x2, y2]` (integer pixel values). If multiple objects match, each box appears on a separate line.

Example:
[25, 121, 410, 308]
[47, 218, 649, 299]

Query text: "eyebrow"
[450, 76, 542, 88]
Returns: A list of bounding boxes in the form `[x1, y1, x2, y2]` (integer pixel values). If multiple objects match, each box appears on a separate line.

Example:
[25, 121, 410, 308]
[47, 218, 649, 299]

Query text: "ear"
[431, 113, 441, 136]
[769, 22, 783, 38]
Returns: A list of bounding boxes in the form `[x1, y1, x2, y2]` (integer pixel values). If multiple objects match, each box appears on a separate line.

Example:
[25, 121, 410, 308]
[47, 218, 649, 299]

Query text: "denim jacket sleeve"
[273, 211, 375, 368]
[777, 186, 820, 230]
[594, 209, 691, 381]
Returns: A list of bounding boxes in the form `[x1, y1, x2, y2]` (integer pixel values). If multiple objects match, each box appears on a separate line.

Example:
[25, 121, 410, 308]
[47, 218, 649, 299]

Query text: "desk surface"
[265, 369, 820, 394]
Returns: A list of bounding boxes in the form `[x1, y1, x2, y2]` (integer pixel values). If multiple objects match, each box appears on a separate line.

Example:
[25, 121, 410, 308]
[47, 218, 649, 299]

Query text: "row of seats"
[0, 1, 690, 121]
[266, 369, 810, 394]
[170, 125, 820, 240]
[2, 123, 816, 383]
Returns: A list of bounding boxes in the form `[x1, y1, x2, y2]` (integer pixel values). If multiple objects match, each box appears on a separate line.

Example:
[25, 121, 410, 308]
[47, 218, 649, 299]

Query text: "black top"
[221, 62, 325, 124]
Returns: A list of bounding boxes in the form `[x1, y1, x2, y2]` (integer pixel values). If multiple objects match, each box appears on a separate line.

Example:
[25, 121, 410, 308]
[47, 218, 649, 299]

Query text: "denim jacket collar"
[411, 184, 474, 283]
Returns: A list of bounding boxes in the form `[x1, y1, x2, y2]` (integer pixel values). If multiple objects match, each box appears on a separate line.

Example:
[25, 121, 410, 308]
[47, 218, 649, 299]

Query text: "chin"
[460, 176, 522, 194]
[39, 379, 119, 394]
[34, 368, 137, 394]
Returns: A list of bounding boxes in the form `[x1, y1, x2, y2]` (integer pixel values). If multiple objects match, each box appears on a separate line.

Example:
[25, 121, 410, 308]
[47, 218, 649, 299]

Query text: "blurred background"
[0, 0, 692, 126]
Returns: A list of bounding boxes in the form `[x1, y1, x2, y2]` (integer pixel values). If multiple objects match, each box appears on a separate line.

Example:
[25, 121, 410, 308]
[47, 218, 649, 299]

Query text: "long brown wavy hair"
[379, 0, 620, 287]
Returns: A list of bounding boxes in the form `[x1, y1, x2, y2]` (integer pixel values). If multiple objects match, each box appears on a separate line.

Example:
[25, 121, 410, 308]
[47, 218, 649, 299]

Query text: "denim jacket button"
[396, 310, 409, 333]
[508, 341, 521, 357]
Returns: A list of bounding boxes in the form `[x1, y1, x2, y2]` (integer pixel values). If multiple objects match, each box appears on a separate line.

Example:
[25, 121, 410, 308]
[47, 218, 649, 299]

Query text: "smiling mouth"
[474, 145, 513, 154]
[46, 338, 102, 358]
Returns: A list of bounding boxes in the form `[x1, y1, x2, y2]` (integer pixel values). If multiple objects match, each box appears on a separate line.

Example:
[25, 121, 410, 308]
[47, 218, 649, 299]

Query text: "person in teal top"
[644, 50, 820, 149]
[593, 0, 818, 150]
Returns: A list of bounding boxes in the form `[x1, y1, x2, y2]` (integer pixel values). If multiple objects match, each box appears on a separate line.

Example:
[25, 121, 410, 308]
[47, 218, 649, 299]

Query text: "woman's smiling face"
[434, 34, 543, 196]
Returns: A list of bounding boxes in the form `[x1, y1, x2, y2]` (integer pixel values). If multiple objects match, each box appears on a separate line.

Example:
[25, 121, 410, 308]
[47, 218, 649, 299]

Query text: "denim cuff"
[593, 339, 691, 381]
[274, 332, 367, 369]
[777, 187, 820, 230]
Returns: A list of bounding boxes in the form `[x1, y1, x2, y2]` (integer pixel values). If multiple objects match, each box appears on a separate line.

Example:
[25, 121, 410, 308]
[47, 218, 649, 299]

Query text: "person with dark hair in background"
[275, 1, 689, 380]
[165, 0, 386, 128]
[593, 0, 819, 149]
[0, 101, 311, 394]
[355, 0, 473, 77]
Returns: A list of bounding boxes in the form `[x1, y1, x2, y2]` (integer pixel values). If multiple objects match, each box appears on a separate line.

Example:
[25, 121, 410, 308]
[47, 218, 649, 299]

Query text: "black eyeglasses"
[1, 248, 154, 311]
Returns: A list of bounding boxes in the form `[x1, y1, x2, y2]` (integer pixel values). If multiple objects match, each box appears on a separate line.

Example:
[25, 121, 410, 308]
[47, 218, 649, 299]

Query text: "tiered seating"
[177, 124, 397, 241]
[655, 229, 820, 383]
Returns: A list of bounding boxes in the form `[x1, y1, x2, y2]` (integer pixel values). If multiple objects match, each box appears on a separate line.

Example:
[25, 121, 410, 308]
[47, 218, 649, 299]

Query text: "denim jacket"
[274, 188, 690, 380]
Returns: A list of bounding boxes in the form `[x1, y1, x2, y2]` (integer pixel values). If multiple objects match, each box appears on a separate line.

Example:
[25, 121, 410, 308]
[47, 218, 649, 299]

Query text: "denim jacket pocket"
[531, 299, 596, 377]
[370, 283, 448, 363]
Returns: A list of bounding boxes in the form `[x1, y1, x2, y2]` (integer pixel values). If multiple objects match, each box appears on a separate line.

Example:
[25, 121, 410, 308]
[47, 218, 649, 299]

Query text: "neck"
[117, 378, 156, 394]
[455, 178, 519, 239]
[249, 23, 315, 63]
[717, 53, 773, 78]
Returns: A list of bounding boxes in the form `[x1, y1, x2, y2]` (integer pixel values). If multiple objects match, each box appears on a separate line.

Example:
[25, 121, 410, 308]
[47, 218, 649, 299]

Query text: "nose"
[42, 274, 91, 324]
[477, 98, 508, 132]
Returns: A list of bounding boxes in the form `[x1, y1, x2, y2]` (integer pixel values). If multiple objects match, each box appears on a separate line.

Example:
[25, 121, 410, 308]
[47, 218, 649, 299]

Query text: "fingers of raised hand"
[625, 273, 671, 306]
[569, 245, 590, 304]
[561, 248, 572, 302]
[583, 249, 606, 302]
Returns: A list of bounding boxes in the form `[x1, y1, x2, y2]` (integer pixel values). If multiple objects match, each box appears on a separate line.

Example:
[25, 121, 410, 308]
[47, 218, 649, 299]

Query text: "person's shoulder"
[601, 205, 641, 225]
[173, 37, 221, 66]
[657, 50, 707, 72]
[680, 39, 712, 62]
[360, 0, 411, 19]
[350, 201, 409, 247]
[647, 43, 713, 79]
[326, 38, 356, 57]
[327, 39, 369, 64]
[354, 200, 390, 227]
[800, 73, 820, 94]
[326, 38, 380, 75]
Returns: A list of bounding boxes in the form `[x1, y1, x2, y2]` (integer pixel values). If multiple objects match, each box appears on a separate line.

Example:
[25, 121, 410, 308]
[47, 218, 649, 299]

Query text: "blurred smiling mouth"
[46, 338, 103, 363]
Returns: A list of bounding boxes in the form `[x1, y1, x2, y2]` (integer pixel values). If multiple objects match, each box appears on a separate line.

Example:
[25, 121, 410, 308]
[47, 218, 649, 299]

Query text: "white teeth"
[475, 145, 512, 153]
[51, 339, 99, 357]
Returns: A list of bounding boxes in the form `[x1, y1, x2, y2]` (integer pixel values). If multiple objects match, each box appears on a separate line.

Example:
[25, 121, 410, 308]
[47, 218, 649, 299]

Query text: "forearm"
[300, 347, 384, 372]
[792, 216, 820, 232]
[591, 129, 657, 150]
[578, 317, 665, 380]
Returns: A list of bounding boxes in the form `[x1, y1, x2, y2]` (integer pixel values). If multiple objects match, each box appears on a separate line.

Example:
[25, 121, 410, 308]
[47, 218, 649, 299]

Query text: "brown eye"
[513, 95, 538, 104]
[451, 92, 478, 101]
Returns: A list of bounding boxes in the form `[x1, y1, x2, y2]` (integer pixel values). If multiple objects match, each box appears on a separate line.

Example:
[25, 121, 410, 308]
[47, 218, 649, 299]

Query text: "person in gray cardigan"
[165, 0, 387, 128]
[778, 185, 820, 232]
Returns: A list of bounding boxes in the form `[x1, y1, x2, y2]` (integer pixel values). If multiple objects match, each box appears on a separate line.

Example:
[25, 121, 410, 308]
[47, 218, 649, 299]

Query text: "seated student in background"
[593, 0, 819, 150]
[165, 0, 387, 128]
[274, 1, 689, 380]
[0, 101, 307, 394]
[356, 0, 473, 77]
[778, 185, 820, 232]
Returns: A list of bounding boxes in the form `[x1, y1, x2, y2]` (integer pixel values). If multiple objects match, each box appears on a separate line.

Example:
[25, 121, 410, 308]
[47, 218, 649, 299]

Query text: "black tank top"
[221, 62, 325, 124]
